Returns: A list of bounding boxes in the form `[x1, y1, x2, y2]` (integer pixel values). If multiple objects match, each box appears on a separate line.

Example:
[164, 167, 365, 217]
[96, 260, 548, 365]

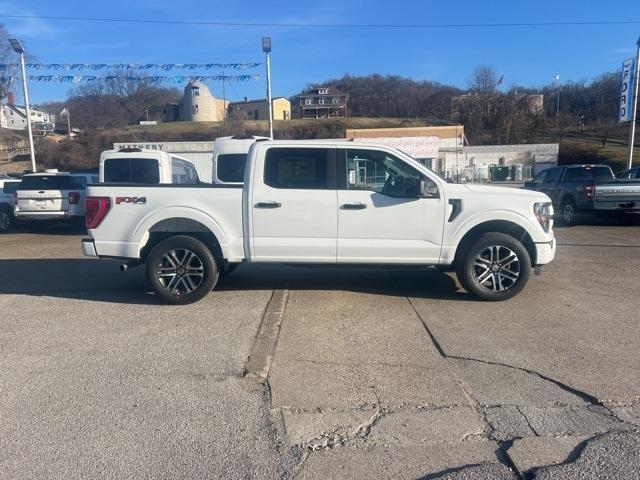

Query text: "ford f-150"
[82, 140, 556, 304]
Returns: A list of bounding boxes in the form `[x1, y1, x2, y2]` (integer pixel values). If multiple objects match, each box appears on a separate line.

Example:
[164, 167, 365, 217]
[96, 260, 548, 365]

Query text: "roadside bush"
[558, 141, 606, 166]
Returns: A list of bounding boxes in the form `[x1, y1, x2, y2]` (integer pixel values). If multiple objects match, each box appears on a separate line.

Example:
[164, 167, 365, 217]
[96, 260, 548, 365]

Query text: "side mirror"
[419, 179, 439, 198]
[523, 181, 534, 189]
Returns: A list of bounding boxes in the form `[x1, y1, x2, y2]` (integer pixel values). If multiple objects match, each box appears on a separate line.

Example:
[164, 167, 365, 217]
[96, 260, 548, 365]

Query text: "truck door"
[539, 167, 563, 205]
[249, 146, 337, 262]
[336, 148, 445, 264]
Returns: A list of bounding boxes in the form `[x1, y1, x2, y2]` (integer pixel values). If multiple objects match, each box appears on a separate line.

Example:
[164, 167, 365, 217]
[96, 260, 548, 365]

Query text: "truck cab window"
[264, 148, 328, 189]
[217, 154, 247, 183]
[345, 149, 430, 198]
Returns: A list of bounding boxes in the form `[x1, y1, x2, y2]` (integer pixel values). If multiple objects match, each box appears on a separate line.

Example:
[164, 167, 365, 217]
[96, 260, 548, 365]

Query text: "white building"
[163, 81, 228, 123]
[0, 103, 52, 131]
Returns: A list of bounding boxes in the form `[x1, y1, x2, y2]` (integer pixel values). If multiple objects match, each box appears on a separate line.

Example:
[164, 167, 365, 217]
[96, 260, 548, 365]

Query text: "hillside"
[32, 117, 452, 171]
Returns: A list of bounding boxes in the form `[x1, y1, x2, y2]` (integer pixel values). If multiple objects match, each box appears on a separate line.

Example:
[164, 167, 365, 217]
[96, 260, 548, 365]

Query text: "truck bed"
[86, 183, 245, 260]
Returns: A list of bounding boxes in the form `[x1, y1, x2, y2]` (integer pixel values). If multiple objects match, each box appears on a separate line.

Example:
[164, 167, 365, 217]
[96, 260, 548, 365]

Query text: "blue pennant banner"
[29, 75, 261, 83]
[0, 63, 261, 71]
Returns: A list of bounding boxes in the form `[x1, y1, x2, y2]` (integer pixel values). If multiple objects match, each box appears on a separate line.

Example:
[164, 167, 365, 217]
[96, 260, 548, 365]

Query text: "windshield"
[104, 158, 160, 183]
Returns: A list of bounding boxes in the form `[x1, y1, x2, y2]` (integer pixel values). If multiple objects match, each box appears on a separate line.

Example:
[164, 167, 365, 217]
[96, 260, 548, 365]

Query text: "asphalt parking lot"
[1, 221, 639, 479]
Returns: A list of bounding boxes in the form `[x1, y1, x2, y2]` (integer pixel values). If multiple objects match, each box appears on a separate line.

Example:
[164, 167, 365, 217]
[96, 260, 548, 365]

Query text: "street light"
[9, 38, 36, 172]
[262, 36, 273, 139]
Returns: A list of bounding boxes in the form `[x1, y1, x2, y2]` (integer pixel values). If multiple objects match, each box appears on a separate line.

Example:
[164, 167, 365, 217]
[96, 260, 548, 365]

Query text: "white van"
[100, 148, 200, 184]
[212, 136, 269, 184]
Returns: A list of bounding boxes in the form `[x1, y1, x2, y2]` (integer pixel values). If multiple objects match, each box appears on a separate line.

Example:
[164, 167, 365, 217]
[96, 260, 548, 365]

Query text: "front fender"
[451, 209, 544, 246]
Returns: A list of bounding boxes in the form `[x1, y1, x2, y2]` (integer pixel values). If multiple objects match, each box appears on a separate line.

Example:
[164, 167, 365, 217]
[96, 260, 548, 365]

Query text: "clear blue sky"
[2, 0, 640, 106]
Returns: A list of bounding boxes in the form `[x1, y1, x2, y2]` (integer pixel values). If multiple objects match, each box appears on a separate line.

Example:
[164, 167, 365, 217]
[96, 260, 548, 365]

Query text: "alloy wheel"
[473, 245, 521, 292]
[563, 204, 575, 224]
[155, 248, 204, 294]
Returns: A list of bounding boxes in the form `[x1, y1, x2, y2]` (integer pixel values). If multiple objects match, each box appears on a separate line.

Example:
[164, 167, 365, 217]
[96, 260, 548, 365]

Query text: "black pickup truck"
[524, 164, 640, 225]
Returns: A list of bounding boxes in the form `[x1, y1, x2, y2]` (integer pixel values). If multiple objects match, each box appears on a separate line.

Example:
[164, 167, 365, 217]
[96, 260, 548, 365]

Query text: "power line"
[1, 14, 640, 29]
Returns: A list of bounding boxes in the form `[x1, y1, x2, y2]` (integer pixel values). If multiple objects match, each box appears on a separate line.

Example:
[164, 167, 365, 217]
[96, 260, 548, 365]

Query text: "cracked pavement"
[1, 221, 639, 479]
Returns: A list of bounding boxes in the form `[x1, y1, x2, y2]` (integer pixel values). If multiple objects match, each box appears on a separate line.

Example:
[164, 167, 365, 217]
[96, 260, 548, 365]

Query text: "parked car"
[619, 166, 640, 180]
[0, 177, 21, 232]
[82, 140, 556, 304]
[14, 170, 99, 228]
[99, 148, 200, 184]
[211, 135, 270, 185]
[523, 164, 640, 225]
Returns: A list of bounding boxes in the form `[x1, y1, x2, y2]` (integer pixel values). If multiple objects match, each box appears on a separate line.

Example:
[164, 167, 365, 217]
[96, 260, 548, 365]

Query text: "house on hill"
[295, 87, 349, 119]
[0, 92, 52, 130]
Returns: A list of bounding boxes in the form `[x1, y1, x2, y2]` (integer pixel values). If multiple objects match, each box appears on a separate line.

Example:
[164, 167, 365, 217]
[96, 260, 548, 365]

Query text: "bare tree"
[469, 65, 500, 95]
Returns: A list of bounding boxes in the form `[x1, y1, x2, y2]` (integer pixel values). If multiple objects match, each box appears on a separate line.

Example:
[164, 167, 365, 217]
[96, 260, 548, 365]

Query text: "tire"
[456, 232, 531, 301]
[0, 207, 14, 233]
[145, 235, 219, 305]
[560, 198, 577, 226]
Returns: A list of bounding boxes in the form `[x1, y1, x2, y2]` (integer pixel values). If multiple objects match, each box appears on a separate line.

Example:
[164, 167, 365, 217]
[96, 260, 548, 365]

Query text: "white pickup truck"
[82, 140, 556, 304]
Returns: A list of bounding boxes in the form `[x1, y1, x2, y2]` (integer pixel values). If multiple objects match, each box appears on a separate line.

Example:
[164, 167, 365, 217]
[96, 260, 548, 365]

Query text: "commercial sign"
[619, 57, 637, 123]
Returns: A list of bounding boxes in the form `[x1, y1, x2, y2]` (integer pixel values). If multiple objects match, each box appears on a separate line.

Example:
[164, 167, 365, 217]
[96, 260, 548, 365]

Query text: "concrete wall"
[463, 144, 559, 166]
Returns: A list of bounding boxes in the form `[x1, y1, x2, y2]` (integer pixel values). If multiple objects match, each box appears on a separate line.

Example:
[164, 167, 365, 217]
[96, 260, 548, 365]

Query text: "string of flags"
[27, 75, 261, 83]
[0, 63, 261, 71]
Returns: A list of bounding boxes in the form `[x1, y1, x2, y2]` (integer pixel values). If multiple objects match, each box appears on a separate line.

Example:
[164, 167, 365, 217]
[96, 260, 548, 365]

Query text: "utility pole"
[221, 68, 226, 123]
[627, 37, 640, 170]
[9, 39, 36, 172]
[554, 74, 561, 130]
[66, 109, 71, 138]
[262, 37, 273, 139]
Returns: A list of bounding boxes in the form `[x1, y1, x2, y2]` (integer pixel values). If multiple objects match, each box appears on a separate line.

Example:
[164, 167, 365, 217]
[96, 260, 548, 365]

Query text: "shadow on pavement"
[0, 259, 469, 304]
[10, 221, 87, 236]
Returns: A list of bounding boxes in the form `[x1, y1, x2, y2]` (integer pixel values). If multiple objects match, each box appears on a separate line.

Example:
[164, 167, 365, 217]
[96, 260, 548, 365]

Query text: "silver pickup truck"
[524, 164, 640, 225]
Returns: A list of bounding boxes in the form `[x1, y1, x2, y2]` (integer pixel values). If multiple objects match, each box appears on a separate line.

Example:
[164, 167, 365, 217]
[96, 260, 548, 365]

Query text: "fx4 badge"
[116, 196, 147, 205]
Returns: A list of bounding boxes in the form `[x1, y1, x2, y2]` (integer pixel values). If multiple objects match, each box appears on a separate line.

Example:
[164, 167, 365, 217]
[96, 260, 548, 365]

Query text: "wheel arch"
[453, 219, 537, 267]
[138, 217, 224, 262]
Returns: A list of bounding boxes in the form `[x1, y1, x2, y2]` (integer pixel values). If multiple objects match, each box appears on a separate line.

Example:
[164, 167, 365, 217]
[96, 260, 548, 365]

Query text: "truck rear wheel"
[146, 235, 219, 305]
[456, 233, 531, 301]
[0, 207, 14, 233]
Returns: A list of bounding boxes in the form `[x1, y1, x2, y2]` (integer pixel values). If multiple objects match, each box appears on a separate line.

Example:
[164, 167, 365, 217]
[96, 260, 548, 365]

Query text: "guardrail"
[0, 147, 30, 163]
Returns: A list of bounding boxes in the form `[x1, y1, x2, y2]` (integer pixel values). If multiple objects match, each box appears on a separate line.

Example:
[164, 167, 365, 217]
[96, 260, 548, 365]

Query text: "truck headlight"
[534, 202, 553, 233]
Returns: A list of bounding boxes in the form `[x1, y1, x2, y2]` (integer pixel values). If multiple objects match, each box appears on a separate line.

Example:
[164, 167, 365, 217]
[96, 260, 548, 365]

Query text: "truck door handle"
[255, 201, 282, 209]
[341, 203, 367, 210]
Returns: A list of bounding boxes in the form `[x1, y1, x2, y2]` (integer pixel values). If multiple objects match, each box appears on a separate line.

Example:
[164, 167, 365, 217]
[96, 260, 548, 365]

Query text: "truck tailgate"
[593, 182, 640, 210]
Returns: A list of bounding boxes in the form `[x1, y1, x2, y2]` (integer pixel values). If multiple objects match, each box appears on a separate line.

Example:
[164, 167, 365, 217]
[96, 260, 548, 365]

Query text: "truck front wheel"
[456, 233, 531, 301]
[146, 235, 219, 305]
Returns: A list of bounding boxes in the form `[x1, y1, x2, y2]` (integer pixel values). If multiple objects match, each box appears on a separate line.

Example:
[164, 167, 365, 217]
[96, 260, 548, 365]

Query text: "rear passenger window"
[264, 148, 328, 189]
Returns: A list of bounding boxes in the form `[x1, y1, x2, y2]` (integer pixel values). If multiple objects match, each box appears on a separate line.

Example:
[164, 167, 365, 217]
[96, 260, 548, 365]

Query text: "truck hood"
[461, 183, 551, 202]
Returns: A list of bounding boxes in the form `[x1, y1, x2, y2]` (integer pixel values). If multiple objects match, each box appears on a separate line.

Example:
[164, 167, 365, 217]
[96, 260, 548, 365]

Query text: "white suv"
[14, 170, 99, 225]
